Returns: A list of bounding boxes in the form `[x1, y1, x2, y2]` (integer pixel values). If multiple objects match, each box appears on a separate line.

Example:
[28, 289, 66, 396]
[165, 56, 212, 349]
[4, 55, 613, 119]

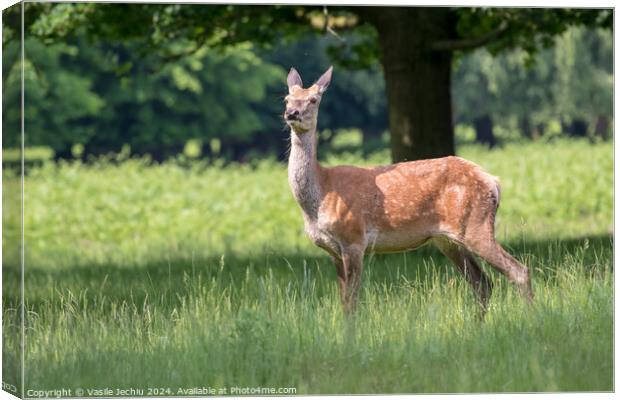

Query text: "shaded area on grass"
[2, 234, 612, 393]
[6, 234, 612, 311]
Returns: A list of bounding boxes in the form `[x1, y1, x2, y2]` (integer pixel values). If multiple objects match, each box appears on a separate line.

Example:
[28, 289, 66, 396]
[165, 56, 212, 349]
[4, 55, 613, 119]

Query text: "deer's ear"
[287, 67, 303, 93]
[316, 66, 333, 94]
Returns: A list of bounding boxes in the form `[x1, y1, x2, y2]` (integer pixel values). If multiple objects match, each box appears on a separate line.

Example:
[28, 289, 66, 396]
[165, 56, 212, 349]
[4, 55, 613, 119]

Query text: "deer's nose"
[285, 109, 300, 120]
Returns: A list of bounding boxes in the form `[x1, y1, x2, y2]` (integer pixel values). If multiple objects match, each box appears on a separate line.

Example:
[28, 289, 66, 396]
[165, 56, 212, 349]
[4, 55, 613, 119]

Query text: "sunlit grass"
[2, 138, 613, 394]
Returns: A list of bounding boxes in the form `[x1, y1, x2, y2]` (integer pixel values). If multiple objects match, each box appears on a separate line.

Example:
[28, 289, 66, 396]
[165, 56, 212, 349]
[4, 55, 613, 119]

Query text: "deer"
[284, 66, 533, 314]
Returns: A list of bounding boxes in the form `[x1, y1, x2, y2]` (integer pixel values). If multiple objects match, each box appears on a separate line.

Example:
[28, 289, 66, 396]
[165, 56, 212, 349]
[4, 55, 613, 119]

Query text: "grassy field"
[2, 139, 613, 394]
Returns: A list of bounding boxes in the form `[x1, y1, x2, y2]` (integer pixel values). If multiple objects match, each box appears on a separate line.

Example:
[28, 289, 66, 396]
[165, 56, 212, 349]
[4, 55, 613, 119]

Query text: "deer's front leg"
[331, 256, 348, 306]
[332, 245, 365, 313]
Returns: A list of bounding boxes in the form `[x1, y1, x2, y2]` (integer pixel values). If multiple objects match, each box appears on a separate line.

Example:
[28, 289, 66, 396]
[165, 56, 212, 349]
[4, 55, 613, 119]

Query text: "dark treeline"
[2, 9, 612, 163]
[3, 29, 389, 162]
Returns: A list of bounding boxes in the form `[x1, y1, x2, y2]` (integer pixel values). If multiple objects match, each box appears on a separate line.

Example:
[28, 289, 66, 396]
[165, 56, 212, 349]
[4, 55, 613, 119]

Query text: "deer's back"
[317, 156, 499, 252]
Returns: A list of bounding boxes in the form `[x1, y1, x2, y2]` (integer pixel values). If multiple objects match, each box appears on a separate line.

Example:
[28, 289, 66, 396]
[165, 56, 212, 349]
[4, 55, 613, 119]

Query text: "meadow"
[2, 138, 613, 394]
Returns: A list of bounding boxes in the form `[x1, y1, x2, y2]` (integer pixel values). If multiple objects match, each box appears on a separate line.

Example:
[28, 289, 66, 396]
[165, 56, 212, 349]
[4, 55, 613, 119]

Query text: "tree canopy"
[2, 4, 613, 162]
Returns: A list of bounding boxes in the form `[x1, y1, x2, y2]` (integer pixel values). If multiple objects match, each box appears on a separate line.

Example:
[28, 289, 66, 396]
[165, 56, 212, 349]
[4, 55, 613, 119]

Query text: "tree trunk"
[520, 117, 532, 139]
[594, 115, 610, 141]
[52, 145, 74, 162]
[364, 8, 456, 162]
[473, 115, 496, 148]
[535, 123, 546, 138]
[519, 117, 543, 140]
[563, 118, 588, 138]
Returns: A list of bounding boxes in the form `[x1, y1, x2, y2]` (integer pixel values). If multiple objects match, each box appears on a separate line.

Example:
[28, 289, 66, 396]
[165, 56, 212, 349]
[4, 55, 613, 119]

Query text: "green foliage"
[453, 26, 613, 135]
[2, 38, 104, 150]
[2, 30, 286, 158]
[15, 4, 611, 76]
[97, 42, 285, 155]
[23, 3, 314, 52]
[3, 23, 389, 160]
[2, 140, 612, 392]
[552, 28, 613, 121]
[3, 4, 613, 159]
[455, 7, 611, 55]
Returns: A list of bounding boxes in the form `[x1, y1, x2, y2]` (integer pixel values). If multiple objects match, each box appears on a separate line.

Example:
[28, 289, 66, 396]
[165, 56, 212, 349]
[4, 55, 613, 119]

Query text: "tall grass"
[2, 139, 613, 394]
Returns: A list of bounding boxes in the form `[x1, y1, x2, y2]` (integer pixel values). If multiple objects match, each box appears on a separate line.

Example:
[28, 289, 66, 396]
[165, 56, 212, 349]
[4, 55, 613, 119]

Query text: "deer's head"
[284, 66, 332, 133]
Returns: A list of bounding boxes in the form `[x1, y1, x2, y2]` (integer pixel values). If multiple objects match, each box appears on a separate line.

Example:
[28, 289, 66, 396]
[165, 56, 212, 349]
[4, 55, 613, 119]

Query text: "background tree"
[2, 20, 286, 161]
[3, 4, 612, 162]
[7, 4, 610, 162]
[2, 36, 103, 157]
[357, 8, 611, 160]
[77, 41, 284, 161]
[552, 27, 613, 139]
[452, 50, 502, 148]
[453, 26, 612, 144]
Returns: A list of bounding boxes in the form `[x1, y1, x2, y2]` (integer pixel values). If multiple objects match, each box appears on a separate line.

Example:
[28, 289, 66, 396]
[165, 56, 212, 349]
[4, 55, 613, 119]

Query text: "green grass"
[2, 139, 613, 394]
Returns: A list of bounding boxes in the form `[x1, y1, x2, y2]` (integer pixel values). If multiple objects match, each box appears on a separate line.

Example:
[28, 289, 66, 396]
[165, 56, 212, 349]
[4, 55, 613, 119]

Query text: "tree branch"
[160, 39, 207, 63]
[431, 20, 509, 52]
[323, 6, 346, 43]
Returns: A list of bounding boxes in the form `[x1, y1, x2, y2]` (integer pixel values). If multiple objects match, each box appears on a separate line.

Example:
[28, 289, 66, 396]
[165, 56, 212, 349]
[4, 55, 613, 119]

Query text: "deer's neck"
[288, 128, 322, 220]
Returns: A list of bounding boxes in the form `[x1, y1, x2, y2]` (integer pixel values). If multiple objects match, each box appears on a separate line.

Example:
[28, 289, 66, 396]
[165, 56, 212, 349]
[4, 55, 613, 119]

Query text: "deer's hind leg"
[459, 185, 533, 303]
[459, 209, 533, 302]
[464, 236, 533, 302]
[434, 238, 493, 316]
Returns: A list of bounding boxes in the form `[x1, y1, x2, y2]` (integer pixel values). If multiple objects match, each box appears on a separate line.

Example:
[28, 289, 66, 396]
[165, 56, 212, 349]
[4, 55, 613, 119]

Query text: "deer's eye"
[309, 97, 318, 104]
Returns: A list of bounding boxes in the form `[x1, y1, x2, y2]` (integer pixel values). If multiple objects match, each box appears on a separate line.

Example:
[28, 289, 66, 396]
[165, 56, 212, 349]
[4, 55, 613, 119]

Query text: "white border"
[0, 1, 615, 400]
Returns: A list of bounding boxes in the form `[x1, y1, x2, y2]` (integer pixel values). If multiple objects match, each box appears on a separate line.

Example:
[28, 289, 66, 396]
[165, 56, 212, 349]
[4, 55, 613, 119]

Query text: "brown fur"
[285, 67, 533, 313]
